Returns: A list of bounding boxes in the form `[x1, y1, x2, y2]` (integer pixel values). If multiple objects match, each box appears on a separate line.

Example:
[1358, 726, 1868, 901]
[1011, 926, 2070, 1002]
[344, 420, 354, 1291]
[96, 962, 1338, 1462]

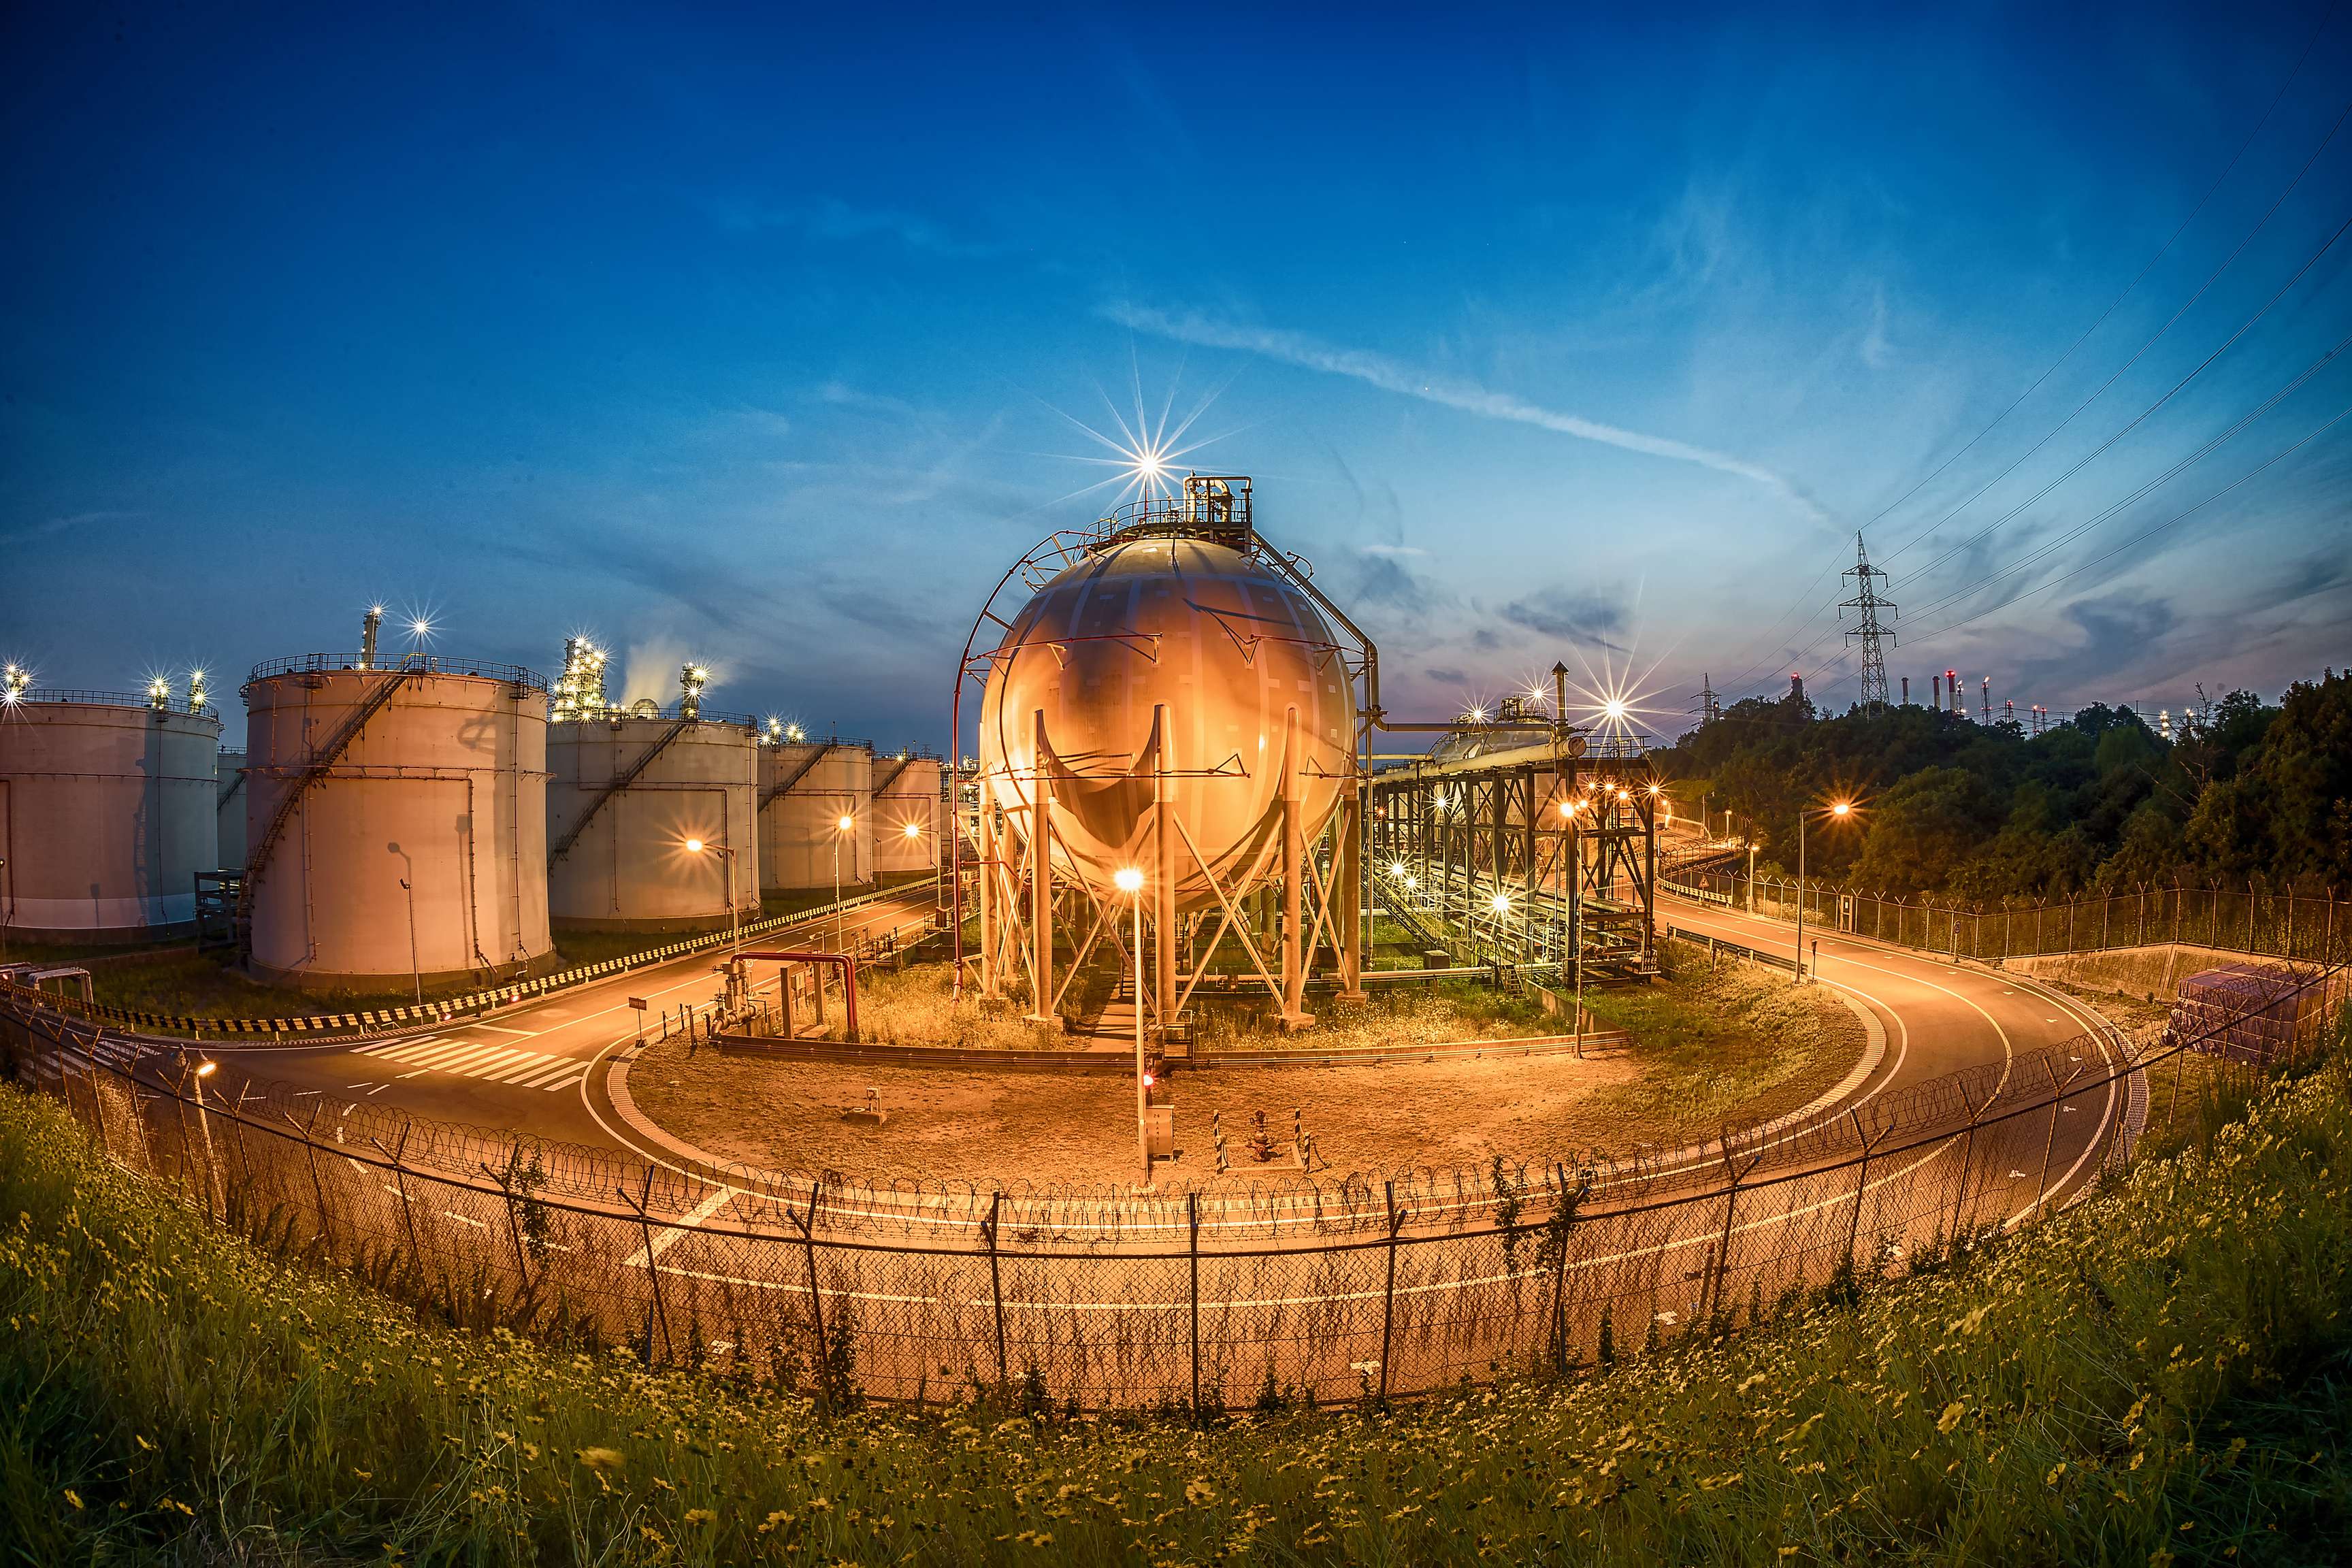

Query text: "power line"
[1860, 0, 2336, 547]
[1900, 327, 2352, 630]
[1763, 210, 2352, 683]
[1890, 101, 2352, 585]
[1908, 396, 2352, 645]
[1699, 24, 2341, 702]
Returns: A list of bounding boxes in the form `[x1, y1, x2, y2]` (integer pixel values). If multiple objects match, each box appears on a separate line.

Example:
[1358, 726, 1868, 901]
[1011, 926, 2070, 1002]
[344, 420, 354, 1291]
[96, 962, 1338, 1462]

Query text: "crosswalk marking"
[355, 1034, 586, 1092]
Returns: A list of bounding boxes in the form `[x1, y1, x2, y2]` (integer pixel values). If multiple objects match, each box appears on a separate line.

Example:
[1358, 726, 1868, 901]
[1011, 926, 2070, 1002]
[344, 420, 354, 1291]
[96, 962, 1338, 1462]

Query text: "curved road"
[29, 866, 2141, 1407]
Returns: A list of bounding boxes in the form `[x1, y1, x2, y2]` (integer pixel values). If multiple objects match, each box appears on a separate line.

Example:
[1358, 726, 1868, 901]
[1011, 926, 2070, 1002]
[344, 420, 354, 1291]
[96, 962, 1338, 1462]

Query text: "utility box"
[1145, 1105, 1175, 1158]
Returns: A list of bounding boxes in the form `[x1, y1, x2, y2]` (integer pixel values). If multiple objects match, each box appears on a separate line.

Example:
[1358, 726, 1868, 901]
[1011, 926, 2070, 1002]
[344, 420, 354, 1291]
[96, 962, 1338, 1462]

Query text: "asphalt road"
[199, 890, 941, 1152]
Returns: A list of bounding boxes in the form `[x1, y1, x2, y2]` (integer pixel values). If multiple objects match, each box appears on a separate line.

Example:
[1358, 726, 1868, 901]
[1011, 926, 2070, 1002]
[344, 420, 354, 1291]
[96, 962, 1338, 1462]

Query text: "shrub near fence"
[1671, 868, 2351, 967]
[6, 974, 2336, 1415]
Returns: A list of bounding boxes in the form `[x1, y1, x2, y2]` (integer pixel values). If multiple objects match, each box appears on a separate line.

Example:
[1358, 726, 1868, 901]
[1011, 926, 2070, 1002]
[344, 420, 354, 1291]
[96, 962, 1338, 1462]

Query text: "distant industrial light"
[1647, 784, 1661, 796]
[1490, 894, 1511, 913]
[837, 814, 855, 833]
[1389, 860, 1408, 877]
[684, 838, 705, 853]
[1832, 801, 1852, 817]
[1114, 867, 1143, 894]
[1558, 800, 1577, 817]
[903, 820, 922, 838]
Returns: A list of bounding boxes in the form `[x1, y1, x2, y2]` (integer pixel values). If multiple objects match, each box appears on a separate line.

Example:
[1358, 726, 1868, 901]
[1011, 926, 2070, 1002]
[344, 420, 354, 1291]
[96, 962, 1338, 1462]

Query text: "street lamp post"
[834, 813, 855, 954]
[387, 842, 421, 1004]
[683, 838, 742, 961]
[1115, 866, 1147, 1181]
[1795, 800, 1853, 980]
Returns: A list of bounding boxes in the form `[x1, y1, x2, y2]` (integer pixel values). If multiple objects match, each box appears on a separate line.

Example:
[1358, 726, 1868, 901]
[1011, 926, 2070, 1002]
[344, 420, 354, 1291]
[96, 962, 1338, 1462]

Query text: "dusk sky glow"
[5, 2, 2350, 747]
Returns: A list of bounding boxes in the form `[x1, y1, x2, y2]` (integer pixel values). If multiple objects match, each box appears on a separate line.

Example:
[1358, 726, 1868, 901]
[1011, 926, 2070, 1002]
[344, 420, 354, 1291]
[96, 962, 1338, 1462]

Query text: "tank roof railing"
[1096, 475, 1256, 549]
[2, 687, 222, 717]
[555, 703, 769, 733]
[246, 651, 549, 691]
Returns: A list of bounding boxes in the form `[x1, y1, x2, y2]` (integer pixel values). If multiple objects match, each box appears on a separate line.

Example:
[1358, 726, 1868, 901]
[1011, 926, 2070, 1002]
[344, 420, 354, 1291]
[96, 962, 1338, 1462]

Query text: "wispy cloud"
[0, 508, 145, 546]
[1358, 542, 1428, 558]
[1105, 304, 1831, 523]
[1499, 583, 1632, 648]
[708, 196, 1002, 259]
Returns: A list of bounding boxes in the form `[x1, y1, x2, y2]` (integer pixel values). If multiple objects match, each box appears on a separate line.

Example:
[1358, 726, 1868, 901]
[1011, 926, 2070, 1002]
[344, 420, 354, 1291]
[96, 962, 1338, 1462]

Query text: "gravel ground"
[630, 949, 1863, 1190]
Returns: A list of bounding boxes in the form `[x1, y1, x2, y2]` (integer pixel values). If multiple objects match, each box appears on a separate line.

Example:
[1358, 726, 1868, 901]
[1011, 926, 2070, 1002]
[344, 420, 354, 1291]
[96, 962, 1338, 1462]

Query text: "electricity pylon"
[1840, 533, 1896, 708]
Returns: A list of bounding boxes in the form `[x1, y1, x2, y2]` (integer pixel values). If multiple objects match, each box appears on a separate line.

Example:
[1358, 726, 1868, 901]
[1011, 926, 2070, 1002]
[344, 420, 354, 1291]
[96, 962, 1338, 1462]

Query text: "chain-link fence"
[3, 964, 2342, 1410]
[1669, 869, 2349, 967]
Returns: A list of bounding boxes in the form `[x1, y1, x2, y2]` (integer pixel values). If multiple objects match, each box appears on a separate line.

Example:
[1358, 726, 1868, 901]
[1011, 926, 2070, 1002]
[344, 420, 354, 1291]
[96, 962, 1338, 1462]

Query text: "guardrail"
[0, 885, 927, 1045]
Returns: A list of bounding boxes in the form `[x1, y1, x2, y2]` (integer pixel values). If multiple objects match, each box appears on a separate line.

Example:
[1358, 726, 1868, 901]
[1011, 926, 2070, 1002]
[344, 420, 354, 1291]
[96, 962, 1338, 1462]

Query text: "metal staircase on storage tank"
[234, 661, 419, 951]
[757, 740, 838, 811]
[868, 753, 913, 800]
[548, 715, 696, 864]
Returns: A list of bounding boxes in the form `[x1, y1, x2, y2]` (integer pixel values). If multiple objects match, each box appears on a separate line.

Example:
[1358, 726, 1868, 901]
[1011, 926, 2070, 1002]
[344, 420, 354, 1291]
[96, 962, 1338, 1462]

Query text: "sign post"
[628, 996, 648, 1045]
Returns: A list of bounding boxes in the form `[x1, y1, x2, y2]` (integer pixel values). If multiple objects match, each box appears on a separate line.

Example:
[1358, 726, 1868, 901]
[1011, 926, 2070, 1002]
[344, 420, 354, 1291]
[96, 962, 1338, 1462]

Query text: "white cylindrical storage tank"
[242, 655, 555, 990]
[871, 753, 942, 875]
[216, 749, 248, 869]
[757, 740, 874, 892]
[0, 691, 220, 940]
[547, 715, 760, 932]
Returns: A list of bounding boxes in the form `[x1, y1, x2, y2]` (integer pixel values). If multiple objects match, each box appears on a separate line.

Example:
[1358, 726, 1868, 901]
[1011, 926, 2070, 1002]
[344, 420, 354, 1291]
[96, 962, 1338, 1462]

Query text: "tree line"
[1662, 668, 2352, 901]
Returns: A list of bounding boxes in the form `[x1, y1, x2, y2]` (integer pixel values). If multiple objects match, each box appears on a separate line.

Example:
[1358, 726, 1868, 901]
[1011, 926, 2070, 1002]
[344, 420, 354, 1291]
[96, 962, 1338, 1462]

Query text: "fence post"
[1950, 1083, 1987, 1243]
[798, 1179, 828, 1394]
[1843, 1109, 1874, 1267]
[481, 1149, 532, 1288]
[983, 1190, 1008, 1393]
[291, 1107, 331, 1253]
[1379, 1180, 1403, 1402]
[1187, 1191, 1202, 1418]
[2036, 1060, 2086, 1220]
[1710, 1147, 1759, 1324]
[620, 1166, 675, 1362]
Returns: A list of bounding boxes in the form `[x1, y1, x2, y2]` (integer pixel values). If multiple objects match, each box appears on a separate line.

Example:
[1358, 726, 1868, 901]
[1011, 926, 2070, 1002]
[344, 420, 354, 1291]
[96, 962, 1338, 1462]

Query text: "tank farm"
[4, 476, 2336, 1410]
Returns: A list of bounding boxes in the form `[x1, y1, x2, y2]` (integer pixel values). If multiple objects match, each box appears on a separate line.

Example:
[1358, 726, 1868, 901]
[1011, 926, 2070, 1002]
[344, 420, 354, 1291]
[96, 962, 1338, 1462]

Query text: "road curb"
[602, 1047, 745, 1177]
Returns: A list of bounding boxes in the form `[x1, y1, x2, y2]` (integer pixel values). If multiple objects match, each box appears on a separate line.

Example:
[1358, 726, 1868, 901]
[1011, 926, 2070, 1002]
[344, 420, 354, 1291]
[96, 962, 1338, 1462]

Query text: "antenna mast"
[1840, 534, 1897, 707]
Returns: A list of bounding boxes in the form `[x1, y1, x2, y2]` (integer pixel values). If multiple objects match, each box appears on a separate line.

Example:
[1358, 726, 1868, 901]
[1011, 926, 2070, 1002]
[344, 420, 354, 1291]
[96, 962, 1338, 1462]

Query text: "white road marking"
[468, 1024, 538, 1038]
[626, 1186, 741, 1268]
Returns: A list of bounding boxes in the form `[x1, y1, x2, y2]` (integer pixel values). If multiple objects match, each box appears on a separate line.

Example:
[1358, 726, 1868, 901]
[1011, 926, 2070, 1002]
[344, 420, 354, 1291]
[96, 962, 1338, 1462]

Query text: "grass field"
[10, 1013, 2347, 1563]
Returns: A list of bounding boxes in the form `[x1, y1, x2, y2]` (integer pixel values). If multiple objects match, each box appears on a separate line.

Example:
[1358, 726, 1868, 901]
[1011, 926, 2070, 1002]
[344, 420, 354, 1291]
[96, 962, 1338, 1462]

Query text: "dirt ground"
[628, 945, 1865, 1190]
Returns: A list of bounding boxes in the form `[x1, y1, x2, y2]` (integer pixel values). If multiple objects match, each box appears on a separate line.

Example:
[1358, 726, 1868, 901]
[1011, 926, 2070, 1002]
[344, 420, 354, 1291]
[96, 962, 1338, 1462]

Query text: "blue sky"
[4, 1, 2349, 749]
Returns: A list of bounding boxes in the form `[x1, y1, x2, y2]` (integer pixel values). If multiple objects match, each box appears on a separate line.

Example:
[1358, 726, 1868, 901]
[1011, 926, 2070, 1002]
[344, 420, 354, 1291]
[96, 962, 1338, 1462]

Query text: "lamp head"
[1113, 867, 1143, 894]
[684, 838, 705, 853]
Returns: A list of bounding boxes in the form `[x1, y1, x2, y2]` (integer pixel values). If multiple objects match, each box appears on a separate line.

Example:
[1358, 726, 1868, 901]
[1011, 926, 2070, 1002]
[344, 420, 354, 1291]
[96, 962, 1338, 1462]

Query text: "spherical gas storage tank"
[757, 740, 874, 893]
[976, 523, 1355, 910]
[0, 690, 220, 940]
[242, 655, 555, 990]
[215, 749, 248, 869]
[872, 753, 942, 875]
[548, 714, 760, 932]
